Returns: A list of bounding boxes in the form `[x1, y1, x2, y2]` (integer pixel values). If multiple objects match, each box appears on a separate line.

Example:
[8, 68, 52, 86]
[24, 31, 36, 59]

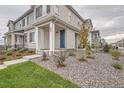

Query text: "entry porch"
[35, 21, 78, 55]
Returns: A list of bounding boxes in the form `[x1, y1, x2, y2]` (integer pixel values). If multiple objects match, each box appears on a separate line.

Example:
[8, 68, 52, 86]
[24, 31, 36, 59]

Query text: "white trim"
[37, 21, 50, 28]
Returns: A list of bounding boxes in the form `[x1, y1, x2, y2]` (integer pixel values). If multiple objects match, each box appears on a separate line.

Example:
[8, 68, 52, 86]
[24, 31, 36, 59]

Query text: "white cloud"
[103, 33, 124, 44]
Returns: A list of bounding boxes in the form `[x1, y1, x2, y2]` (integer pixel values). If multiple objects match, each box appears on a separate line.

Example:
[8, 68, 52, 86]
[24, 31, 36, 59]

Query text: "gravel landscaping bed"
[32, 53, 124, 88]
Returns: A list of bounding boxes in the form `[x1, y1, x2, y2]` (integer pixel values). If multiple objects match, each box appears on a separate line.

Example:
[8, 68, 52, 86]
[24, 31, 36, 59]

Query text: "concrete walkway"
[4, 59, 28, 66]
[0, 54, 42, 70]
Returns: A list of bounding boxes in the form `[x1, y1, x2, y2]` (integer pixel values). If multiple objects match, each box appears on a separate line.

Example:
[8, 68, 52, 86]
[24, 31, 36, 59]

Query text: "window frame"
[36, 5, 42, 18]
[29, 32, 35, 43]
[24, 33, 28, 43]
[27, 16, 29, 25]
[46, 5, 50, 14]
[22, 19, 25, 27]
[54, 5, 59, 15]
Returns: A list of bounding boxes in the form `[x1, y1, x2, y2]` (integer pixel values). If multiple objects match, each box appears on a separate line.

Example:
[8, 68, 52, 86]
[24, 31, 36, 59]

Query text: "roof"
[90, 30, 100, 37]
[65, 5, 84, 22]
[90, 30, 100, 33]
[14, 7, 33, 23]
[84, 19, 93, 27]
[7, 20, 14, 27]
[12, 5, 84, 24]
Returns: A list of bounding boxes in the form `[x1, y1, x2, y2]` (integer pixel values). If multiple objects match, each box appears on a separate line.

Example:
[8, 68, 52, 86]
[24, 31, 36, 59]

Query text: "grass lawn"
[0, 61, 79, 88]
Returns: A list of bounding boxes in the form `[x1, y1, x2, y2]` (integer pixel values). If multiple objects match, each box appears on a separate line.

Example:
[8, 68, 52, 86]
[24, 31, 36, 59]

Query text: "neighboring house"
[4, 5, 89, 55]
[113, 39, 124, 48]
[100, 39, 106, 47]
[89, 30, 101, 48]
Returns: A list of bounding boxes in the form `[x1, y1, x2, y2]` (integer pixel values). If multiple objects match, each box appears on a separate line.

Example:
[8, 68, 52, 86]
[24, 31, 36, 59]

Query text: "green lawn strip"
[0, 61, 79, 88]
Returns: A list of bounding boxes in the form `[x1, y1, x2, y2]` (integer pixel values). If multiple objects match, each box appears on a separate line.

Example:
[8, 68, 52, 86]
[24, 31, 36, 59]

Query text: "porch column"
[11, 34, 15, 48]
[35, 27, 39, 54]
[89, 32, 92, 47]
[3, 37, 7, 49]
[49, 21, 55, 55]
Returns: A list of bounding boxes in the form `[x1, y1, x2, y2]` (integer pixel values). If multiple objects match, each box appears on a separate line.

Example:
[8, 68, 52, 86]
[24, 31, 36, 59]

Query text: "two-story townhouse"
[4, 5, 92, 55]
[89, 30, 101, 48]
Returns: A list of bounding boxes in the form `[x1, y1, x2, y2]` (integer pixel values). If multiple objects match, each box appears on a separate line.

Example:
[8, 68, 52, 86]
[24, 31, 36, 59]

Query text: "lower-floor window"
[24, 33, 28, 43]
[29, 32, 35, 42]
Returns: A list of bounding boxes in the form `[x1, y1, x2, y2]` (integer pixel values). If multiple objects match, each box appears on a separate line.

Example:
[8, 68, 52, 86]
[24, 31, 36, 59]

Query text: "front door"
[60, 30, 65, 48]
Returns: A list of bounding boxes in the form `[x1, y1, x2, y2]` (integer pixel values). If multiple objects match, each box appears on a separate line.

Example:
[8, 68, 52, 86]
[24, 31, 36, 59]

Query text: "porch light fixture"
[56, 30, 59, 33]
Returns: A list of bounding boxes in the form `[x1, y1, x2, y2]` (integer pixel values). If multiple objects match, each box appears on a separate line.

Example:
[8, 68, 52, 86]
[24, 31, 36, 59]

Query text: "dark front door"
[60, 30, 65, 48]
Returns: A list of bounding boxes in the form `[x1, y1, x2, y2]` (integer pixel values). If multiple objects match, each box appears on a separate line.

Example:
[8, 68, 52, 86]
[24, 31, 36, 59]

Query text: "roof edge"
[65, 5, 84, 22]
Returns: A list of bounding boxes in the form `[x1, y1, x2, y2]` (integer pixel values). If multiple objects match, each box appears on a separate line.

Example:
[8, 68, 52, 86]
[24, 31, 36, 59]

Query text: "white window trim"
[36, 5, 50, 19]
[54, 5, 59, 15]
[29, 31, 35, 43]
[24, 33, 28, 43]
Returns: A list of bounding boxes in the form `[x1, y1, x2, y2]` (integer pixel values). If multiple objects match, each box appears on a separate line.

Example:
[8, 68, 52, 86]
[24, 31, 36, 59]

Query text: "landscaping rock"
[32, 53, 124, 88]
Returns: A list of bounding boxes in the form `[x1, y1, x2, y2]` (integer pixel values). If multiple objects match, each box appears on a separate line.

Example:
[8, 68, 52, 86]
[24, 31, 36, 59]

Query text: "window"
[46, 5, 50, 13]
[54, 5, 59, 14]
[36, 5, 42, 18]
[68, 12, 71, 22]
[29, 32, 35, 42]
[77, 19, 80, 25]
[27, 16, 29, 25]
[42, 5, 47, 16]
[22, 19, 25, 27]
[94, 33, 98, 39]
[24, 33, 28, 43]
[20, 23, 21, 28]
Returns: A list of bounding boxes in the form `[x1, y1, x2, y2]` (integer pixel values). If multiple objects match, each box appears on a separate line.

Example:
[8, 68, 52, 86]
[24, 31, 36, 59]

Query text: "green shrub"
[54, 51, 68, 67]
[19, 48, 28, 53]
[111, 50, 121, 60]
[0, 56, 6, 61]
[91, 44, 95, 48]
[103, 44, 110, 52]
[42, 52, 49, 61]
[6, 52, 13, 56]
[28, 50, 35, 54]
[86, 55, 95, 59]
[16, 53, 22, 57]
[68, 50, 75, 56]
[112, 62, 123, 69]
[78, 56, 87, 62]
[18, 49, 25, 53]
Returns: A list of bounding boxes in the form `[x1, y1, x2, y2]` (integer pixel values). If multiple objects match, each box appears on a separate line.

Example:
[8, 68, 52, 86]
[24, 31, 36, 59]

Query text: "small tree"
[111, 50, 121, 60]
[42, 51, 49, 61]
[78, 21, 92, 59]
[103, 44, 109, 53]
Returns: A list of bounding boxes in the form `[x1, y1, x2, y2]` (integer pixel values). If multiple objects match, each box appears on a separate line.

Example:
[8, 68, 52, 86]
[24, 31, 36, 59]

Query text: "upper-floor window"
[27, 16, 29, 25]
[22, 19, 25, 27]
[36, 5, 50, 18]
[94, 33, 98, 39]
[77, 19, 80, 25]
[42, 5, 47, 16]
[46, 5, 50, 13]
[36, 5, 42, 18]
[29, 32, 35, 42]
[20, 23, 22, 28]
[54, 5, 59, 15]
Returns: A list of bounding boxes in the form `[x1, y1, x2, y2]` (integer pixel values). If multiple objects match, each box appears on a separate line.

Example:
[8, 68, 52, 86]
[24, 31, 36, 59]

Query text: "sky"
[0, 5, 124, 45]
